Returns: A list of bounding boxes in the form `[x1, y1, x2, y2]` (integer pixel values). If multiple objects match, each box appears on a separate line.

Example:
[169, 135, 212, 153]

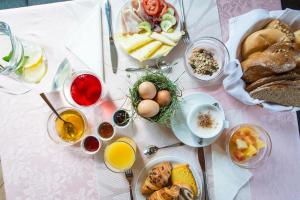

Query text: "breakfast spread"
[240, 19, 300, 107]
[188, 48, 219, 77]
[141, 162, 198, 200]
[116, 0, 184, 62]
[229, 125, 266, 163]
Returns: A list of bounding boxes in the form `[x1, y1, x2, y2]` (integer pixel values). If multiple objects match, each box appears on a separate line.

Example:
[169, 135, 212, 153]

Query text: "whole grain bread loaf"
[250, 80, 300, 107]
[246, 72, 300, 92]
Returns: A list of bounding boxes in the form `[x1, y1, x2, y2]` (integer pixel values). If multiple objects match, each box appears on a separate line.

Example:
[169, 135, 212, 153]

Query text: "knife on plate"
[105, 0, 118, 74]
[199, 147, 210, 200]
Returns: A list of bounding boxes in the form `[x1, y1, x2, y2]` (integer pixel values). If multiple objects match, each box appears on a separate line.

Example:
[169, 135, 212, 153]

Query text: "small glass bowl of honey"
[47, 107, 87, 146]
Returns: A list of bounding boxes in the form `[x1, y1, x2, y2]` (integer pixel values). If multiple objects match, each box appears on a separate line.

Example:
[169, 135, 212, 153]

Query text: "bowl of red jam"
[63, 70, 104, 107]
[81, 135, 101, 155]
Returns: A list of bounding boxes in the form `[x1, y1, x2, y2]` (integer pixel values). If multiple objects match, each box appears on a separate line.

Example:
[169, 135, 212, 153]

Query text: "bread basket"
[223, 9, 300, 111]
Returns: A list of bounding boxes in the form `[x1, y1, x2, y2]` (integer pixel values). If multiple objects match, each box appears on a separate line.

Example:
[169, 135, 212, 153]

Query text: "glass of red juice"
[63, 71, 103, 107]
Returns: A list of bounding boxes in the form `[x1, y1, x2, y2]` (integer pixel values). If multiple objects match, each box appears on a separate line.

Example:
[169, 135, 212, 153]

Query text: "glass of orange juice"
[104, 137, 137, 172]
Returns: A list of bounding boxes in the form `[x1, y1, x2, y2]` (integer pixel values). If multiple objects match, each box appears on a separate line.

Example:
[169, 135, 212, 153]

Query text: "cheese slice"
[116, 33, 153, 53]
[150, 32, 176, 46]
[130, 41, 162, 62]
[150, 45, 173, 59]
[161, 31, 185, 42]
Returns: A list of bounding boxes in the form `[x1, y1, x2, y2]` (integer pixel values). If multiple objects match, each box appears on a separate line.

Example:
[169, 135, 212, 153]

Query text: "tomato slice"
[142, 0, 161, 16]
[159, 0, 168, 16]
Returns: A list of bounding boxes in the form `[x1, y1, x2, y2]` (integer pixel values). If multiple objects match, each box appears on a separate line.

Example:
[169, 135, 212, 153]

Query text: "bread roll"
[264, 19, 295, 41]
[295, 30, 300, 44]
[141, 162, 172, 195]
[147, 185, 180, 200]
[241, 29, 290, 59]
[242, 42, 299, 83]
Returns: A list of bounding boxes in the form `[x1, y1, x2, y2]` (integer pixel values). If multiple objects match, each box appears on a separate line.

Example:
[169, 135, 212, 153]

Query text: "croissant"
[141, 162, 172, 195]
[147, 185, 180, 200]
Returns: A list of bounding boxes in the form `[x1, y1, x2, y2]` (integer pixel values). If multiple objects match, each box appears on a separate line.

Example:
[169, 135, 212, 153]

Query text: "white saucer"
[170, 92, 225, 147]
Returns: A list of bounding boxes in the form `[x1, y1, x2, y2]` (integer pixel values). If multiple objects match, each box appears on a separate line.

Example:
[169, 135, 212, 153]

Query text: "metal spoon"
[143, 142, 185, 156]
[125, 64, 172, 73]
[40, 93, 76, 136]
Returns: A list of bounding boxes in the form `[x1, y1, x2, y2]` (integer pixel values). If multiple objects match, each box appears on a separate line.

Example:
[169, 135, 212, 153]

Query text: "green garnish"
[138, 21, 152, 34]
[160, 20, 173, 32]
[162, 13, 176, 25]
[3, 51, 13, 62]
[167, 8, 175, 16]
[15, 56, 29, 75]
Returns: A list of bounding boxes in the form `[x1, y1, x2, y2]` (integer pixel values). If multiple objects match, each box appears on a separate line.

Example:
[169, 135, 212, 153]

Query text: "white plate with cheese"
[114, 0, 184, 63]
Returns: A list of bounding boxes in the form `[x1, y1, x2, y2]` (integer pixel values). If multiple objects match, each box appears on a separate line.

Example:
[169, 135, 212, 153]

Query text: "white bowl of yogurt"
[186, 103, 229, 139]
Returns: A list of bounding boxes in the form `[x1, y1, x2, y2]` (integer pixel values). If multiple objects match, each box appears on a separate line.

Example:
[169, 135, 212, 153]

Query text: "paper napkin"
[66, 0, 104, 79]
[212, 143, 252, 200]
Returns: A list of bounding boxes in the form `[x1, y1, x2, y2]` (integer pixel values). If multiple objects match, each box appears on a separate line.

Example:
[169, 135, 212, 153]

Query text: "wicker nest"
[129, 72, 180, 127]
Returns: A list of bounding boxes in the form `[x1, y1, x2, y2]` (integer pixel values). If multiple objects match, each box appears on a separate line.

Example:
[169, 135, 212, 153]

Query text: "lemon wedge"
[23, 44, 43, 69]
[23, 61, 47, 83]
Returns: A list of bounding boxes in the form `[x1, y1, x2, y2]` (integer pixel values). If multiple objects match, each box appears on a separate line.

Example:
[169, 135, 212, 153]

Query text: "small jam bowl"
[184, 37, 229, 86]
[81, 135, 102, 155]
[187, 104, 229, 139]
[97, 121, 116, 142]
[112, 109, 132, 129]
[226, 124, 272, 169]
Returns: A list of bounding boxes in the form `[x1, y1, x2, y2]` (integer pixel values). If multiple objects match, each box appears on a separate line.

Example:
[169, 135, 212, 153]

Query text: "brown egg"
[155, 90, 172, 106]
[137, 100, 160, 118]
[138, 81, 157, 99]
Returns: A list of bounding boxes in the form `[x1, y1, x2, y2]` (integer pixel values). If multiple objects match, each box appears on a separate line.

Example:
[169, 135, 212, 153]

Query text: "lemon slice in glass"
[23, 44, 43, 70]
[23, 61, 47, 83]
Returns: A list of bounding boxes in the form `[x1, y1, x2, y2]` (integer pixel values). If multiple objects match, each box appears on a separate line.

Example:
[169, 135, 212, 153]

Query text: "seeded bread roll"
[242, 42, 299, 83]
[264, 19, 295, 42]
[241, 29, 290, 59]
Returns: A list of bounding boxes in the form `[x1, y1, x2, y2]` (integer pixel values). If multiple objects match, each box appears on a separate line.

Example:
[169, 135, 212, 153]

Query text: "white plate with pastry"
[170, 92, 226, 147]
[134, 156, 203, 200]
[114, 0, 184, 63]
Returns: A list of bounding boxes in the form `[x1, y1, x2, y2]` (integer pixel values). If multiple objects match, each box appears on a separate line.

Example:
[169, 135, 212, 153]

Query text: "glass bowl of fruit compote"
[226, 124, 272, 169]
[63, 70, 104, 107]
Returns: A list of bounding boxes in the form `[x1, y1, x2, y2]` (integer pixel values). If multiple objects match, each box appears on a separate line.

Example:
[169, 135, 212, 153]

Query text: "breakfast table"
[0, 0, 300, 200]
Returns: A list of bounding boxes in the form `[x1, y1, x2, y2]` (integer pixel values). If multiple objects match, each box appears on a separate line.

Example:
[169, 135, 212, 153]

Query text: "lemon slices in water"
[20, 43, 47, 83]
[23, 61, 47, 83]
[23, 44, 43, 70]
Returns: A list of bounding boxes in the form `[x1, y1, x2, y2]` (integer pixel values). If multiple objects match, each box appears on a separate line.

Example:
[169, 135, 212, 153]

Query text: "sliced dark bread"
[246, 72, 300, 92]
[250, 80, 300, 107]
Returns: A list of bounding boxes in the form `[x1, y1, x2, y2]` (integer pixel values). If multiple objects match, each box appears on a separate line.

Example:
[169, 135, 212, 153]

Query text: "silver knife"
[105, 0, 118, 74]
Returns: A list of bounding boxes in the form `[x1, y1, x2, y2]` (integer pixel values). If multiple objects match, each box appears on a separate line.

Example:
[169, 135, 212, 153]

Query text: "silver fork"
[179, 0, 190, 44]
[125, 169, 134, 200]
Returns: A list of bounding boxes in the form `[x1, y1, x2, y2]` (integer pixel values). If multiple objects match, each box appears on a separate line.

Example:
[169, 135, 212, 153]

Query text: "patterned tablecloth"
[0, 0, 300, 200]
